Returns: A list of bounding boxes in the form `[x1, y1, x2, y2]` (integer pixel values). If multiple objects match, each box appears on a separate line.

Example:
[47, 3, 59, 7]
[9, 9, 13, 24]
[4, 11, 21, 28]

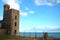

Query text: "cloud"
[2, 0, 20, 10]
[29, 11, 34, 14]
[20, 7, 34, 16]
[20, 10, 34, 16]
[25, 7, 30, 11]
[57, 0, 60, 3]
[20, 11, 28, 16]
[25, 7, 34, 14]
[34, 0, 53, 6]
[34, 0, 60, 6]
[25, 7, 34, 13]
[0, 16, 3, 20]
[20, 26, 32, 32]
[20, 25, 60, 32]
[31, 26, 60, 32]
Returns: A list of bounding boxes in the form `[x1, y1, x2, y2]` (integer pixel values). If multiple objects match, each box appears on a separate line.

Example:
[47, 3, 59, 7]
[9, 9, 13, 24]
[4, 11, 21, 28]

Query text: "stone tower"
[3, 4, 19, 36]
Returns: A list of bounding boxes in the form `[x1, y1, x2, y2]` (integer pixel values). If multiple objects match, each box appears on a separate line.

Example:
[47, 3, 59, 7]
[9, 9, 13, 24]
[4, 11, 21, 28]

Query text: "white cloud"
[34, 0, 53, 6]
[25, 7, 30, 10]
[30, 26, 60, 32]
[2, 0, 20, 10]
[57, 0, 60, 3]
[20, 25, 60, 32]
[35, 0, 43, 6]
[20, 26, 32, 32]
[20, 10, 34, 16]
[29, 11, 34, 14]
[0, 16, 3, 20]
[25, 7, 34, 14]
[20, 1, 22, 4]
[34, 0, 60, 6]
[20, 11, 28, 16]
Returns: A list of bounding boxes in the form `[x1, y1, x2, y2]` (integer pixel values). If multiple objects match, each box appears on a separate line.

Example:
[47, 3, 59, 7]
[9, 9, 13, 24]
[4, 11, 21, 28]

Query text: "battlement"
[4, 4, 10, 8]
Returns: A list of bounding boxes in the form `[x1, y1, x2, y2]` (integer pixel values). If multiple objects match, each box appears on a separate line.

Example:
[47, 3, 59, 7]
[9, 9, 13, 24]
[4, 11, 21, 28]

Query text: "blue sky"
[0, 0, 60, 32]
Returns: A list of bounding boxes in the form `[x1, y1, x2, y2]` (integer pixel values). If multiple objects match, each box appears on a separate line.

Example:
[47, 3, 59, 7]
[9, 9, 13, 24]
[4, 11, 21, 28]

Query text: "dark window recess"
[15, 22, 17, 26]
[14, 30, 16, 34]
[15, 16, 17, 19]
[0, 23, 1, 28]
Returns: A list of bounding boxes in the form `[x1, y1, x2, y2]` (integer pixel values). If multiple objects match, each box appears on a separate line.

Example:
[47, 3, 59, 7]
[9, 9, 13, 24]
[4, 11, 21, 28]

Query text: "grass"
[0, 35, 60, 40]
[0, 35, 20, 40]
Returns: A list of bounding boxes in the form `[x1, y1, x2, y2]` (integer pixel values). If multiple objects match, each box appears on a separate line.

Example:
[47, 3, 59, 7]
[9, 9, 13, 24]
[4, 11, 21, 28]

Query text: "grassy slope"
[0, 35, 20, 40]
[0, 35, 60, 40]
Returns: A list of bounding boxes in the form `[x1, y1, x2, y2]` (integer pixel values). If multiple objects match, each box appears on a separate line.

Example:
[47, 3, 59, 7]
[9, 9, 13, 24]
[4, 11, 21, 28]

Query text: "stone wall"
[0, 23, 1, 28]
[0, 29, 6, 35]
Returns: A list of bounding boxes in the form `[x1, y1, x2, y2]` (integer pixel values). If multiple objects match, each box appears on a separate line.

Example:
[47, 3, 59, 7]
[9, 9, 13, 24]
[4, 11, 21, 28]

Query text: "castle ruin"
[0, 4, 19, 36]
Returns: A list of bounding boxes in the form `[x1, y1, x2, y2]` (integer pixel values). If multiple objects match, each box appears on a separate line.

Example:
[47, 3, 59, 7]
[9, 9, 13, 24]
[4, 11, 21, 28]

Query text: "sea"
[19, 32, 60, 38]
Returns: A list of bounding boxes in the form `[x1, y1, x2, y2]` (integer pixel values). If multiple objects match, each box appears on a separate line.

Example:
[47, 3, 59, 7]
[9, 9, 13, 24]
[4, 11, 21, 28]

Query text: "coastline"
[19, 32, 60, 38]
[0, 35, 60, 40]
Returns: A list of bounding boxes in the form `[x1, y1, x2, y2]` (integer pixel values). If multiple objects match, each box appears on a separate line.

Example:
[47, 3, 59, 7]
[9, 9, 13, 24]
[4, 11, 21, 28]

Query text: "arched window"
[15, 16, 17, 20]
[0, 23, 1, 28]
[15, 22, 17, 26]
[14, 30, 16, 34]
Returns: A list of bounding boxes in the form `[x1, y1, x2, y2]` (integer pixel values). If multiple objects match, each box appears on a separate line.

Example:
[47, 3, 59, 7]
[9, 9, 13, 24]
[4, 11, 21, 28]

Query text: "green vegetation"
[0, 35, 20, 40]
[0, 35, 60, 40]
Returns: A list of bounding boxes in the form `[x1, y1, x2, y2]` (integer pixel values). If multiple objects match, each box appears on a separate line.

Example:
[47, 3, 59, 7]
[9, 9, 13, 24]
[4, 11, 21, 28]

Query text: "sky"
[0, 0, 60, 32]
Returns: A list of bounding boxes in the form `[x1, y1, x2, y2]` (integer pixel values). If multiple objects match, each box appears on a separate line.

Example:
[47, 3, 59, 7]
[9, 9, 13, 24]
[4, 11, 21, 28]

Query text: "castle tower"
[3, 4, 19, 36]
[9, 9, 19, 36]
[3, 4, 10, 29]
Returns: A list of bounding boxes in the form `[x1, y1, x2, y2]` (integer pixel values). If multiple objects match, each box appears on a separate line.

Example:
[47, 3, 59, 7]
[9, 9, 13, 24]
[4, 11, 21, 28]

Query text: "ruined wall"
[0, 4, 19, 36]
[0, 23, 1, 28]
[0, 29, 6, 35]
[10, 9, 19, 36]
[0, 20, 2, 28]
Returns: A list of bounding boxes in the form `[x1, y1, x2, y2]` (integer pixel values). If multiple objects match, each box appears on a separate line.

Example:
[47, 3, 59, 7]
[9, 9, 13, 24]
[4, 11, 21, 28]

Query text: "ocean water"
[19, 32, 60, 38]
